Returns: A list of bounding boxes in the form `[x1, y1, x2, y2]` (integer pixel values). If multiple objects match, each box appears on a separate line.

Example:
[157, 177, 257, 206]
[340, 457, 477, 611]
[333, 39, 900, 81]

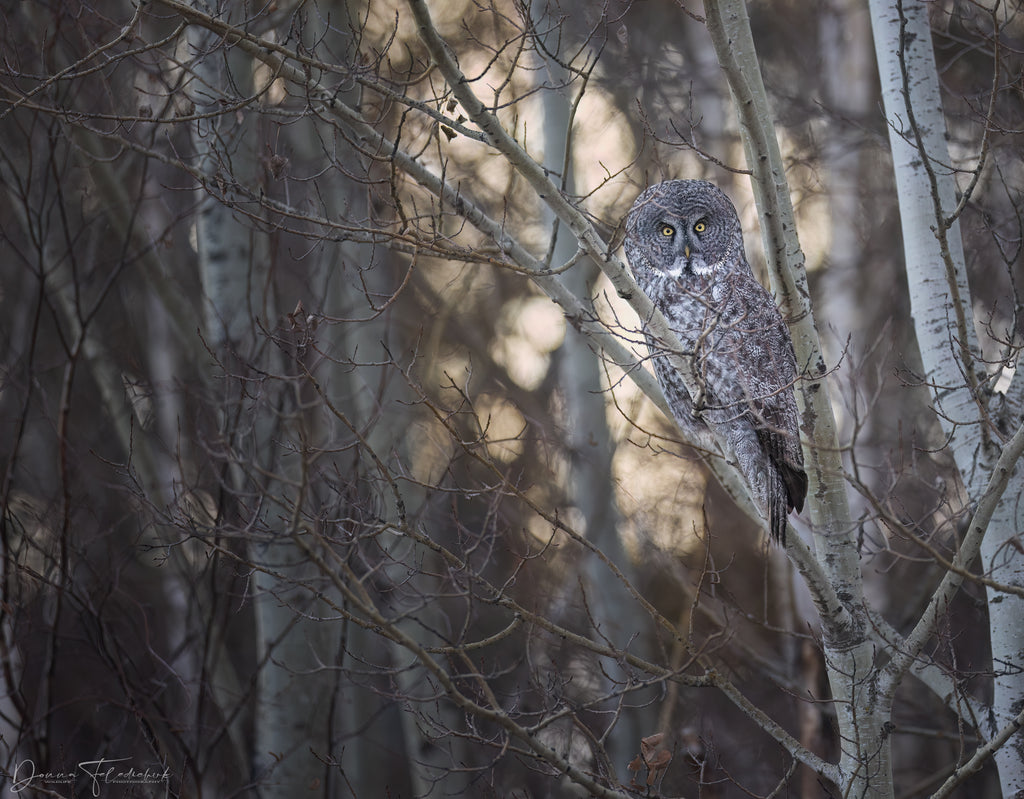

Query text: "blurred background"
[0, 1, 1020, 796]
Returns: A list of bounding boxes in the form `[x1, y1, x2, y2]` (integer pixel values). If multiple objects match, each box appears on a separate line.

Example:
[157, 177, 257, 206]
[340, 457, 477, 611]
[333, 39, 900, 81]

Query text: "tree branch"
[880, 416, 1024, 696]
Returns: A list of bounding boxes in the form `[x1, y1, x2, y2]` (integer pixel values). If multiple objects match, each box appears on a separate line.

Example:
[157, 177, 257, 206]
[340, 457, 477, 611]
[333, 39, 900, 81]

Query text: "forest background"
[2, 1, 1023, 798]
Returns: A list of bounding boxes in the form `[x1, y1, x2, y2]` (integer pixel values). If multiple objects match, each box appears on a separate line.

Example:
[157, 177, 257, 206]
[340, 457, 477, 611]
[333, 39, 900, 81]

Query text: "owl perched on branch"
[624, 179, 806, 543]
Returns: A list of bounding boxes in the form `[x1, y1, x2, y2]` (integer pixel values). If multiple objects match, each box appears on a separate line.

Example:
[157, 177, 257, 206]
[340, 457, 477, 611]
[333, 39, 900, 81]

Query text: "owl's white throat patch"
[668, 255, 713, 278]
[689, 256, 714, 276]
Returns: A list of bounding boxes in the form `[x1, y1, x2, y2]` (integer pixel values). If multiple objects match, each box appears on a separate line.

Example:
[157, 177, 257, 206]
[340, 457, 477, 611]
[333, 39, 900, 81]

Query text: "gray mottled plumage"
[624, 179, 806, 543]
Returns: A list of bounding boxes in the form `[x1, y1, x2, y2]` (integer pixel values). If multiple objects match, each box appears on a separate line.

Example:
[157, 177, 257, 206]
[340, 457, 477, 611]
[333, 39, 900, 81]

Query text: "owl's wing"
[703, 281, 807, 514]
[751, 379, 807, 513]
[743, 311, 807, 514]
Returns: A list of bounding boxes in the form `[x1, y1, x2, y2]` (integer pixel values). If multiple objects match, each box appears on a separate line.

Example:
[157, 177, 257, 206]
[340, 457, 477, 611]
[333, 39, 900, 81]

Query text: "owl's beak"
[684, 244, 691, 259]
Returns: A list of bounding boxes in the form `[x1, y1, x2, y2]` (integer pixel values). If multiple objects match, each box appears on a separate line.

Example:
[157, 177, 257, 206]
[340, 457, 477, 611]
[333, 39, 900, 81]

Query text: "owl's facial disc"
[663, 221, 712, 278]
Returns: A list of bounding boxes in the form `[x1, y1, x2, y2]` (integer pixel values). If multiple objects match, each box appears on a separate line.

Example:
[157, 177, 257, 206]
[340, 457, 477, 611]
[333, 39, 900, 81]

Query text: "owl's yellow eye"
[694, 220, 707, 234]
[661, 224, 675, 237]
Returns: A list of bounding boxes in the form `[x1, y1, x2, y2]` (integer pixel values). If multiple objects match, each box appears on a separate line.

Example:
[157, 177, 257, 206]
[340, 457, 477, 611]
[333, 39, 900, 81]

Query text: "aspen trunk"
[868, 1, 1024, 794]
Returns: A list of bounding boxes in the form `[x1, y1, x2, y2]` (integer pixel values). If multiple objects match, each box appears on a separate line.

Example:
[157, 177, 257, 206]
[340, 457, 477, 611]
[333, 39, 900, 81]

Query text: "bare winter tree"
[1, 1, 1023, 798]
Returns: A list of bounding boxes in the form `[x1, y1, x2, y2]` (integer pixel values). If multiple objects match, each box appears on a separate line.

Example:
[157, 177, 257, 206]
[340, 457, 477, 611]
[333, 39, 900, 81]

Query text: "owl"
[623, 179, 806, 543]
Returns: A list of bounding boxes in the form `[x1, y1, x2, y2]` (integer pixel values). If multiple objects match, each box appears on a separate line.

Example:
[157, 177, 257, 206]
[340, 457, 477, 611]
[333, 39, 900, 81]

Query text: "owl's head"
[624, 179, 744, 284]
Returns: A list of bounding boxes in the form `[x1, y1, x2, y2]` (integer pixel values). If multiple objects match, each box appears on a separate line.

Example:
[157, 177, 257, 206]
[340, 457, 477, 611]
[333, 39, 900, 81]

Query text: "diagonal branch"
[880, 416, 1024, 698]
[930, 702, 1024, 799]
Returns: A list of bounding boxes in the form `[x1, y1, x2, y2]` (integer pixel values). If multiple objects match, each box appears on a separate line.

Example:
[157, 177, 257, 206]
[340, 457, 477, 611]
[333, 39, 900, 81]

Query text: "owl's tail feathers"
[769, 462, 807, 544]
[781, 462, 808, 514]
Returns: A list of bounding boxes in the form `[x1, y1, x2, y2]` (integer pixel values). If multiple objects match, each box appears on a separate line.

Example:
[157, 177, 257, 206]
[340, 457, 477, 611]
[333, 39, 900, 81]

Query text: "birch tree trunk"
[187, 32, 254, 352]
[187, 16, 344, 795]
[869, 1, 1024, 795]
[819, 0, 873, 361]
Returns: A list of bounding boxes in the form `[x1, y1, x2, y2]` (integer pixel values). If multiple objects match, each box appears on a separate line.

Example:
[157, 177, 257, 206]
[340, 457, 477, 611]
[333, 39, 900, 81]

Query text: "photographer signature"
[10, 757, 170, 796]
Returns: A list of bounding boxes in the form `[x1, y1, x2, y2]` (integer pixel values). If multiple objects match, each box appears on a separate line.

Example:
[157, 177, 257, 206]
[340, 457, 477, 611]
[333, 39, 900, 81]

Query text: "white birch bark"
[982, 501, 1024, 796]
[819, 0, 873, 362]
[187, 28, 253, 352]
[5, 6, 230, 776]
[866, 1, 980, 465]
[868, 1, 1024, 794]
[186, 15, 343, 796]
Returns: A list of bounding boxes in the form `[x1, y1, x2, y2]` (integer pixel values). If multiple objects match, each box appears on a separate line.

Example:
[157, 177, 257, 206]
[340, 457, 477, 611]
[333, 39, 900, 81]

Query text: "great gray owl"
[623, 179, 806, 543]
